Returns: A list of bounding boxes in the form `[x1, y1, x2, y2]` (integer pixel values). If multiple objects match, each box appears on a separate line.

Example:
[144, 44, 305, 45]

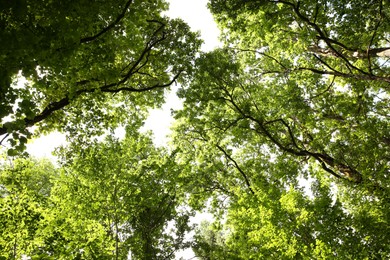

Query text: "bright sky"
[143, 0, 220, 147]
[165, 0, 220, 52]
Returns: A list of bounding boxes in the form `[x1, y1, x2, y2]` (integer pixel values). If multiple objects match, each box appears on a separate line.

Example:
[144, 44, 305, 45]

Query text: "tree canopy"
[0, 0, 201, 154]
[1, 130, 193, 259]
[1, 0, 389, 259]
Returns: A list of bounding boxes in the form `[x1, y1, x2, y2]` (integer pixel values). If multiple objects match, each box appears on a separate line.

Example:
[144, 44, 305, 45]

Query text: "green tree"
[209, 0, 390, 78]
[0, 0, 201, 153]
[171, 0, 389, 258]
[0, 131, 193, 259]
[192, 221, 241, 259]
[1, 0, 389, 258]
[0, 157, 57, 259]
[46, 131, 192, 259]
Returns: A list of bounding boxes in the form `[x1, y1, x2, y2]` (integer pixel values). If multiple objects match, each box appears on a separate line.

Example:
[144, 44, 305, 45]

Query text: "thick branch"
[273, 0, 369, 75]
[220, 87, 362, 183]
[0, 71, 181, 137]
[297, 67, 390, 84]
[261, 118, 362, 183]
[24, 96, 71, 128]
[0, 22, 175, 137]
[102, 71, 182, 93]
[80, 0, 134, 43]
[309, 45, 390, 58]
[356, 47, 390, 58]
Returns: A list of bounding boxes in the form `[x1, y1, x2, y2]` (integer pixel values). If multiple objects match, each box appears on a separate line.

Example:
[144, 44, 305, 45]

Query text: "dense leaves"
[172, 0, 389, 258]
[0, 131, 192, 259]
[0, 0, 201, 151]
[1, 0, 389, 259]
[0, 157, 57, 259]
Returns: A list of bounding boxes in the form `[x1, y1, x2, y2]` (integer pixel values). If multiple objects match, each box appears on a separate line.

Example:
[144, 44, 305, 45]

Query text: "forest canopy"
[1, 0, 389, 259]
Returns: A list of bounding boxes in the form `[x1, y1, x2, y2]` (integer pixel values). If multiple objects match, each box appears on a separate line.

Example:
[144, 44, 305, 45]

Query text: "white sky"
[143, 0, 220, 146]
[164, 0, 220, 52]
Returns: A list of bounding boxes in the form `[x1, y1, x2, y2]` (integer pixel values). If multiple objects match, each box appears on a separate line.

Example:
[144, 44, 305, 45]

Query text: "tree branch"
[296, 67, 390, 84]
[273, 0, 369, 75]
[1, 71, 180, 136]
[219, 85, 362, 183]
[0, 133, 10, 146]
[102, 71, 182, 93]
[0, 22, 176, 138]
[216, 144, 255, 195]
[80, 0, 134, 43]
[234, 46, 390, 84]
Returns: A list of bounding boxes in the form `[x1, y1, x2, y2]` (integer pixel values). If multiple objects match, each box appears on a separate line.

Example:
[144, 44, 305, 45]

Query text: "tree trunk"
[353, 47, 390, 58]
[309, 45, 390, 58]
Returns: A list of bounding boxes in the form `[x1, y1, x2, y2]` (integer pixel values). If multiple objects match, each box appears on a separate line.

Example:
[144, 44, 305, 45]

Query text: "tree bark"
[354, 47, 390, 58]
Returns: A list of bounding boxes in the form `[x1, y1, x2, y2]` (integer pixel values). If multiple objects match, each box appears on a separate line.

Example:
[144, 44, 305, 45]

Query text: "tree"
[205, 1, 389, 185]
[54, 130, 190, 259]
[1, 0, 389, 258]
[52, 131, 193, 259]
[0, 131, 193, 259]
[209, 0, 390, 80]
[0, 0, 201, 154]
[171, 0, 389, 258]
[192, 221, 241, 259]
[0, 157, 57, 259]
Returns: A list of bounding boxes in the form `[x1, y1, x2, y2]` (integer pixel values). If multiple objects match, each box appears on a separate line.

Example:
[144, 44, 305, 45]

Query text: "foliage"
[172, 0, 390, 258]
[53, 131, 192, 259]
[0, 157, 57, 259]
[0, 0, 201, 153]
[1, 0, 389, 259]
[0, 131, 192, 259]
[192, 221, 242, 259]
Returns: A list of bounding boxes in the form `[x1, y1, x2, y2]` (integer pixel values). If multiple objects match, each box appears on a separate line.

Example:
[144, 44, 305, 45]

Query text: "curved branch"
[232, 47, 288, 70]
[0, 72, 180, 137]
[296, 67, 390, 84]
[0, 22, 175, 138]
[232, 47, 390, 84]
[80, 0, 134, 43]
[0, 133, 10, 146]
[103, 71, 182, 93]
[220, 87, 362, 183]
[273, 0, 369, 75]
[261, 118, 362, 182]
